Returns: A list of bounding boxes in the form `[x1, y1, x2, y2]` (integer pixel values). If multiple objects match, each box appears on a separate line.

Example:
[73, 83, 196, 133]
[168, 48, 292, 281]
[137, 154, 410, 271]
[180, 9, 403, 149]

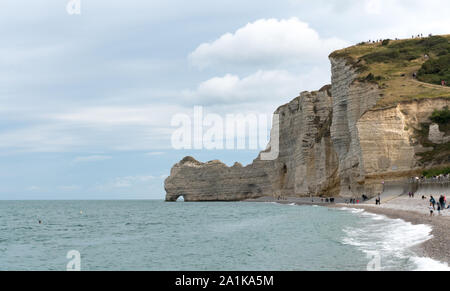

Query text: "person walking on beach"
[439, 196, 445, 210]
[430, 196, 436, 210]
[377, 194, 381, 205]
[429, 204, 434, 216]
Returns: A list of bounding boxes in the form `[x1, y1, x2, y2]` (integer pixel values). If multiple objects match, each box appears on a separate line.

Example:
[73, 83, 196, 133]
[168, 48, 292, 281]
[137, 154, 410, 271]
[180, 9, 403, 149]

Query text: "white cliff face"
[165, 87, 339, 201]
[329, 57, 450, 197]
[356, 99, 450, 195]
[357, 106, 416, 175]
[329, 56, 382, 196]
[165, 56, 450, 201]
[274, 88, 339, 198]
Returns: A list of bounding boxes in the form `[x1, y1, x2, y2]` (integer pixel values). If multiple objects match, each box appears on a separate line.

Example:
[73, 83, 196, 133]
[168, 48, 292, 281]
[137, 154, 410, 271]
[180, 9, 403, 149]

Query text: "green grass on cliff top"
[330, 35, 450, 108]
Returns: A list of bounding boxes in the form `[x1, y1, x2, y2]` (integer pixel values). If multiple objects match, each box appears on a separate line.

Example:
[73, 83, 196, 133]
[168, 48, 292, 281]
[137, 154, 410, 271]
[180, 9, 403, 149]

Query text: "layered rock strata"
[165, 56, 450, 201]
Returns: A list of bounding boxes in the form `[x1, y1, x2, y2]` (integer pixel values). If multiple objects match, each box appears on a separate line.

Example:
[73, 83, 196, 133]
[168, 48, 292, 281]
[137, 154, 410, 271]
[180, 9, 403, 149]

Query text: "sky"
[0, 0, 449, 200]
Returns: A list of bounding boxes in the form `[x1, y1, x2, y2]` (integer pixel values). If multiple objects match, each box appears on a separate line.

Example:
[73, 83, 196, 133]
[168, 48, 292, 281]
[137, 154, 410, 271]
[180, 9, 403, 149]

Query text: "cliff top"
[330, 34, 450, 108]
[178, 156, 230, 168]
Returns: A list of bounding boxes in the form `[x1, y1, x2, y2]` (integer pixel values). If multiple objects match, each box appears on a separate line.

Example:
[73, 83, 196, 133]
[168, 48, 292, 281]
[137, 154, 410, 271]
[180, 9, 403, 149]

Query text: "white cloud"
[73, 155, 112, 163]
[189, 17, 349, 68]
[48, 105, 178, 126]
[182, 68, 329, 106]
[364, 0, 383, 14]
[0, 124, 83, 153]
[341, 0, 450, 41]
[0, 104, 186, 153]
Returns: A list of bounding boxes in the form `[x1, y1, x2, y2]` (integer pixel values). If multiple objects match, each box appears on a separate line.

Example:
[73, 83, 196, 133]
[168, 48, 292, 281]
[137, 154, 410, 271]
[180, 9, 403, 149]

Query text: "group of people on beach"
[320, 198, 335, 203]
[343, 194, 378, 205]
[429, 195, 449, 216]
[347, 198, 360, 204]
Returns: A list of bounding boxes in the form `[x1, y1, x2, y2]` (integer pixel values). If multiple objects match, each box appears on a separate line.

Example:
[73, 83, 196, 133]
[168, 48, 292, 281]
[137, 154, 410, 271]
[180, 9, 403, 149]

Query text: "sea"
[0, 200, 449, 271]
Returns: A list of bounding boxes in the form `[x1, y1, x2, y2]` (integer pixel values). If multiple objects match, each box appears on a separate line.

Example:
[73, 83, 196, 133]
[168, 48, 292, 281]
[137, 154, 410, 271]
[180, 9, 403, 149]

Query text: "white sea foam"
[339, 207, 364, 214]
[410, 257, 450, 271]
[339, 207, 449, 271]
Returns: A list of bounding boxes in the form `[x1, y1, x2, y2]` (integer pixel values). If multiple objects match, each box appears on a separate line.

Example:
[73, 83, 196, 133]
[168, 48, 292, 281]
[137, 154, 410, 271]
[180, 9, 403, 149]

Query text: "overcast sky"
[0, 0, 449, 199]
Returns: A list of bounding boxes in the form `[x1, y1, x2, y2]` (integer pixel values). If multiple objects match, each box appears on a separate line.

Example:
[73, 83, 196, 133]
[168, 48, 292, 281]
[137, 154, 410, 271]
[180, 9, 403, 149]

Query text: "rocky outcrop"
[165, 55, 450, 201]
[429, 123, 450, 144]
[165, 157, 272, 202]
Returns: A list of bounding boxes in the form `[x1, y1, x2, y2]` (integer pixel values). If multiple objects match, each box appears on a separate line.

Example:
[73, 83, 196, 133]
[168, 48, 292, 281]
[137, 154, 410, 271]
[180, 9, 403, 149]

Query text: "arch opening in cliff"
[166, 194, 186, 202]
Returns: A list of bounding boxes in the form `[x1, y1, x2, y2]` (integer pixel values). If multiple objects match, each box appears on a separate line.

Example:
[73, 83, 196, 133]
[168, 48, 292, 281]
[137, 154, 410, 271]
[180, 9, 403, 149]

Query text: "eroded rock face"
[165, 157, 273, 202]
[165, 88, 339, 201]
[273, 88, 339, 198]
[356, 99, 450, 195]
[165, 56, 450, 201]
[329, 56, 382, 196]
[328, 56, 450, 197]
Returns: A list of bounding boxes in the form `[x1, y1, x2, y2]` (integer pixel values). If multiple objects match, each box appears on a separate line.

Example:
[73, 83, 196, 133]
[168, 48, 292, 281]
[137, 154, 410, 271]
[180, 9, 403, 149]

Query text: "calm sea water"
[0, 200, 448, 271]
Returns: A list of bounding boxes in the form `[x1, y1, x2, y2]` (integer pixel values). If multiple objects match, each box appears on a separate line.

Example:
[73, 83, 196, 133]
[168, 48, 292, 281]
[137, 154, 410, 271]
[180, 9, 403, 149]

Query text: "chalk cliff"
[165, 87, 339, 201]
[165, 36, 450, 201]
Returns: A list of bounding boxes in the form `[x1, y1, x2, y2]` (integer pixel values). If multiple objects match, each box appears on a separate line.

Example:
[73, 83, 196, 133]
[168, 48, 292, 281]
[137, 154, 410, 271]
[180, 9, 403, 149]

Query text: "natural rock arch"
[167, 194, 185, 202]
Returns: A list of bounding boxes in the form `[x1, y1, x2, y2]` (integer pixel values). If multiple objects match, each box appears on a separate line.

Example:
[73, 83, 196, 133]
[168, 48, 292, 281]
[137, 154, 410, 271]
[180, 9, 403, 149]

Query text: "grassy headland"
[330, 35, 450, 108]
